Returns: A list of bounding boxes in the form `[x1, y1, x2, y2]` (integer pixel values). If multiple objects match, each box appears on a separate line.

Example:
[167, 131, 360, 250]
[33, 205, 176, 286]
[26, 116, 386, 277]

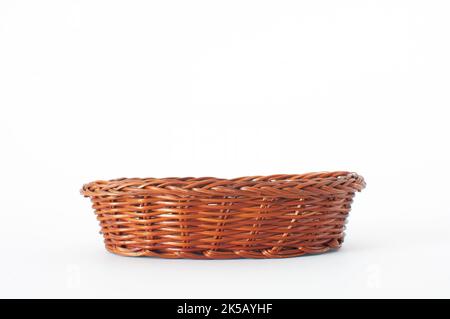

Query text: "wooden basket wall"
[81, 171, 365, 259]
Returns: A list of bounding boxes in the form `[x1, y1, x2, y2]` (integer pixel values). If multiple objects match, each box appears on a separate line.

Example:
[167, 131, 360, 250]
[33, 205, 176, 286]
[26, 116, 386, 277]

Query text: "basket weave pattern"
[81, 172, 365, 259]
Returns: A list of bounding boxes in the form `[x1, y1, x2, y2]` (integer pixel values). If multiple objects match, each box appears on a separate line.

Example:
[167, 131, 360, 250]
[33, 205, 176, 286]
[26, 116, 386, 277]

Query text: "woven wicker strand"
[81, 172, 365, 259]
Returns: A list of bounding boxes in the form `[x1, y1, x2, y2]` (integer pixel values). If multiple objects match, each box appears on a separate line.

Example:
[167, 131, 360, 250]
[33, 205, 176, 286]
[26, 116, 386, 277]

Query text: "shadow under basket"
[81, 171, 365, 259]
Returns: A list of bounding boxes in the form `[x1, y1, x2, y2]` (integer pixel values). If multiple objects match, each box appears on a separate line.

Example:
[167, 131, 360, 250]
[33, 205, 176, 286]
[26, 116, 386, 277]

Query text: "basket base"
[104, 239, 342, 259]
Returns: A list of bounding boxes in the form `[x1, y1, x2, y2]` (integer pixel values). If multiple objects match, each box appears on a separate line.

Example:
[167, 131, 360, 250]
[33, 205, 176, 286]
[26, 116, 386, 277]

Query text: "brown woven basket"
[81, 171, 365, 259]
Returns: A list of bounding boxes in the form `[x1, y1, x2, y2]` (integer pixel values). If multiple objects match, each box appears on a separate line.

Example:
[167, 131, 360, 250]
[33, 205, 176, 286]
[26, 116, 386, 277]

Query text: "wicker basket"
[81, 171, 365, 259]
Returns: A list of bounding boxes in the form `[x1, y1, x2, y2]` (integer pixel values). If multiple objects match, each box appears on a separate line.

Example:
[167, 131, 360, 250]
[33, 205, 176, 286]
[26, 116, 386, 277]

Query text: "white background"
[1, 0, 449, 298]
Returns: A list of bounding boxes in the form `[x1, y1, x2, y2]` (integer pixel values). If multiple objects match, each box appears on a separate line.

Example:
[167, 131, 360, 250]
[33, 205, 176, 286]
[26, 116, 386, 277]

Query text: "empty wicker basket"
[81, 171, 365, 259]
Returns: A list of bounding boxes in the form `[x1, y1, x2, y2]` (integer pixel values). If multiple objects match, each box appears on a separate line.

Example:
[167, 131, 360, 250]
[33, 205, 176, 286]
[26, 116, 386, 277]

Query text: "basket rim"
[81, 171, 365, 198]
